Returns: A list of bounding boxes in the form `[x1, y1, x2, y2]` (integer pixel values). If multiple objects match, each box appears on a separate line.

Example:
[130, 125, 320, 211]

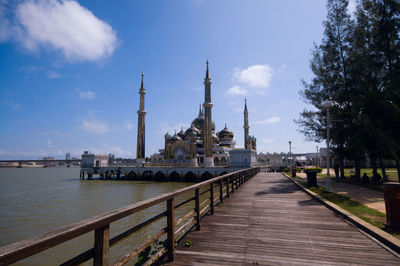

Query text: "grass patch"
[297, 181, 400, 240]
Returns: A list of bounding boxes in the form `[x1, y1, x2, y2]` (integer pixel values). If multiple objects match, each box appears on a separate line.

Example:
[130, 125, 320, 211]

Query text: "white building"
[229, 149, 257, 168]
[81, 151, 109, 168]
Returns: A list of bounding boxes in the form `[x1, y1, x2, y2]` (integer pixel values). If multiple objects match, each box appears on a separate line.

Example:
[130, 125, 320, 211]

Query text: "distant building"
[229, 149, 257, 168]
[65, 153, 71, 161]
[81, 151, 108, 168]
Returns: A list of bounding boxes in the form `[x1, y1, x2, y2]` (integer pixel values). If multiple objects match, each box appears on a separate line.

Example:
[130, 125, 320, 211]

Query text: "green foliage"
[306, 185, 399, 240]
[304, 167, 323, 173]
[135, 246, 151, 266]
[184, 240, 192, 247]
[135, 239, 166, 266]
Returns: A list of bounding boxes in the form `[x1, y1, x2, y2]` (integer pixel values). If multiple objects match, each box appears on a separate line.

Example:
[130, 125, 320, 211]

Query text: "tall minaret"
[203, 60, 214, 166]
[136, 72, 146, 165]
[244, 98, 250, 150]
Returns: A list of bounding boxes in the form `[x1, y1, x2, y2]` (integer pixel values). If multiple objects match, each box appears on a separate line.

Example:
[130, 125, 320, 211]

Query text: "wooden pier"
[0, 169, 399, 265]
[171, 173, 400, 265]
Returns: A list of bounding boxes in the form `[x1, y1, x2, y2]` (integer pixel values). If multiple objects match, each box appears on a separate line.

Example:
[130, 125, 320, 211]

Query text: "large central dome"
[192, 114, 215, 132]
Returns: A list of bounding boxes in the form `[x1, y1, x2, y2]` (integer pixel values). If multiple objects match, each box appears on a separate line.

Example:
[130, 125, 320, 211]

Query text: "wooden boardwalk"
[170, 172, 400, 265]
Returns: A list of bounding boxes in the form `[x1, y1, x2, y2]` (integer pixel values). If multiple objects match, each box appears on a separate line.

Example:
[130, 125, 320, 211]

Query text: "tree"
[297, 0, 355, 176]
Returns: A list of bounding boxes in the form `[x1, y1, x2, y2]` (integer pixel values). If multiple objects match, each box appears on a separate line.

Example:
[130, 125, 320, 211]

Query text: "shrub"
[304, 167, 323, 173]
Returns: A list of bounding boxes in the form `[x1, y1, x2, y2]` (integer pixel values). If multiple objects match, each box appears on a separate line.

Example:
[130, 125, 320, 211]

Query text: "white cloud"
[47, 70, 63, 79]
[80, 119, 109, 134]
[79, 90, 95, 99]
[125, 120, 134, 131]
[159, 122, 190, 136]
[255, 116, 281, 125]
[47, 139, 52, 145]
[226, 85, 248, 96]
[233, 64, 273, 88]
[2, 0, 118, 62]
[89, 145, 132, 157]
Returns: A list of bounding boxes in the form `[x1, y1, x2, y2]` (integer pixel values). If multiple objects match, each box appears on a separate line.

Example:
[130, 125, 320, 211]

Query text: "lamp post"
[289, 141, 292, 167]
[322, 101, 333, 192]
[316, 145, 319, 167]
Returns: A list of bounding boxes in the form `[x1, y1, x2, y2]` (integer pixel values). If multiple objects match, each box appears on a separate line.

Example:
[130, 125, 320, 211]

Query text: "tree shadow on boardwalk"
[254, 184, 298, 196]
[297, 198, 321, 206]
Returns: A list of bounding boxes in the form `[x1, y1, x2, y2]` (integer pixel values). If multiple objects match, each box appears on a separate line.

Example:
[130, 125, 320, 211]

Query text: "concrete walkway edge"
[283, 173, 400, 255]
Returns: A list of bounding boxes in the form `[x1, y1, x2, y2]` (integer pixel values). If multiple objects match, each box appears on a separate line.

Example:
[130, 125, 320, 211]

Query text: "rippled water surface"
[0, 167, 193, 265]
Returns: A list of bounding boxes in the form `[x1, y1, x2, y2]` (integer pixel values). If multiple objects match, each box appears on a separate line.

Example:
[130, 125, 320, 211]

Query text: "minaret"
[203, 60, 214, 166]
[244, 98, 250, 150]
[136, 72, 146, 165]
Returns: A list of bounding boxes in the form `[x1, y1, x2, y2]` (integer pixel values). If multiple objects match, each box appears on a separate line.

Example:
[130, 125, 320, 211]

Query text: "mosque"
[139, 61, 257, 167]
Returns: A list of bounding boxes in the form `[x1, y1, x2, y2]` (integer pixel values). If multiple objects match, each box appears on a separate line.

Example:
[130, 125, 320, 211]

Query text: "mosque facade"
[148, 61, 257, 167]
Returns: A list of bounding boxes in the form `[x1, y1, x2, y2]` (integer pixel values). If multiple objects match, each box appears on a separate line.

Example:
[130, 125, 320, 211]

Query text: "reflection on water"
[0, 167, 193, 265]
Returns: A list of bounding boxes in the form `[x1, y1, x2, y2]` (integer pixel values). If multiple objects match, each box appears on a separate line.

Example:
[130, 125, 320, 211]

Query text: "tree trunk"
[379, 157, 387, 182]
[355, 160, 361, 182]
[340, 157, 345, 179]
[396, 160, 400, 183]
[370, 157, 378, 176]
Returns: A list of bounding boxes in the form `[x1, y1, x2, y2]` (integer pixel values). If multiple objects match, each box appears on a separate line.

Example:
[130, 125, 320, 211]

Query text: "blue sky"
[0, 0, 356, 159]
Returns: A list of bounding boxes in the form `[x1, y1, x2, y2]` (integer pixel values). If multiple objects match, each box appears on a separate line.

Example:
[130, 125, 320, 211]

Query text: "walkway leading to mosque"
[169, 173, 399, 265]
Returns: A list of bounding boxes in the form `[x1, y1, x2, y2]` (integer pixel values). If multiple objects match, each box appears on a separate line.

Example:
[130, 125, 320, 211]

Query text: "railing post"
[231, 174, 235, 193]
[195, 188, 200, 231]
[167, 198, 175, 262]
[226, 177, 230, 198]
[93, 224, 110, 266]
[219, 179, 223, 204]
[209, 183, 214, 215]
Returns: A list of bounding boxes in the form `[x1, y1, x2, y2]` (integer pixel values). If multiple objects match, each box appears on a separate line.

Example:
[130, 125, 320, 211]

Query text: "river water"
[0, 167, 194, 265]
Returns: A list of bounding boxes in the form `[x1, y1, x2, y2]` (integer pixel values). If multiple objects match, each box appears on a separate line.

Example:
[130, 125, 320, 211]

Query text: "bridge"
[0, 159, 81, 167]
[0, 168, 398, 265]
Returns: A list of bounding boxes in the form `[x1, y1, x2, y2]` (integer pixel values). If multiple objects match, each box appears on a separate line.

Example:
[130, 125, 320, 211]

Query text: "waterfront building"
[81, 151, 109, 168]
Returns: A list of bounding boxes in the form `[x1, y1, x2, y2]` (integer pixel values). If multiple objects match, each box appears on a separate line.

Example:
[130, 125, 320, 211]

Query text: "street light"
[288, 141, 292, 167]
[316, 145, 319, 167]
[322, 101, 333, 192]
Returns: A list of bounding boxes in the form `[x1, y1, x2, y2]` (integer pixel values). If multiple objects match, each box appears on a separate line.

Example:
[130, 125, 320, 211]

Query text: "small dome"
[171, 133, 182, 142]
[218, 123, 234, 139]
[212, 133, 220, 144]
[185, 124, 200, 137]
[164, 132, 171, 139]
[177, 127, 185, 139]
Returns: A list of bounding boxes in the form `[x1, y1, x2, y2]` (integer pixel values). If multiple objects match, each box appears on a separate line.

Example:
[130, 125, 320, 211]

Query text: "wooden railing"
[0, 167, 259, 265]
